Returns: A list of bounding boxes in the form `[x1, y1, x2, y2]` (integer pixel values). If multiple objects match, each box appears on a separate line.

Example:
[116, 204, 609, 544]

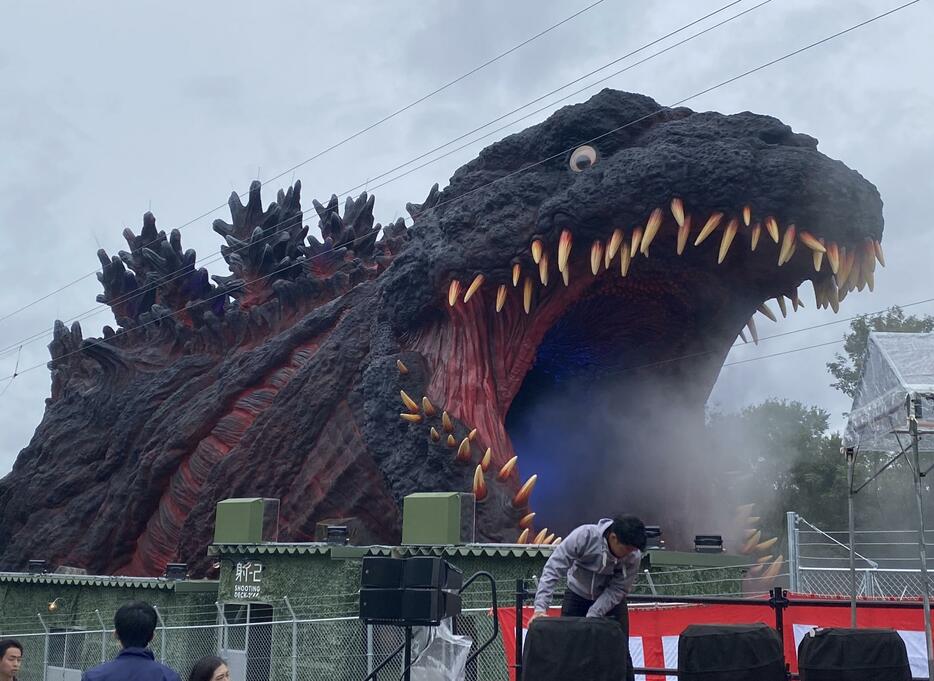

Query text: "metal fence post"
[366, 624, 375, 679]
[153, 605, 166, 663]
[37, 613, 49, 681]
[769, 587, 789, 652]
[786, 512, 799, 593]
[283, 596, 297, 681]
[515, 578, 526, 680]
[95, 609, 107, 664]
[216, 602, 225, 654]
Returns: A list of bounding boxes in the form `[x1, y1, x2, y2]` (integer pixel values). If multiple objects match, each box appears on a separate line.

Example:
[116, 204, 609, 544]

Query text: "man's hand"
[529, 610, 547, 623]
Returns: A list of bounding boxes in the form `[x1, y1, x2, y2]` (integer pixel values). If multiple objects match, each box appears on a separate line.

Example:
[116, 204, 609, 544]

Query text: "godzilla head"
[385, 88, 883, 541]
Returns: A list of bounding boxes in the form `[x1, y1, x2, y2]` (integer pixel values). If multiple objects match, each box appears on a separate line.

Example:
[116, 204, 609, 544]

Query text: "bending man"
[531, 514, 646, 681]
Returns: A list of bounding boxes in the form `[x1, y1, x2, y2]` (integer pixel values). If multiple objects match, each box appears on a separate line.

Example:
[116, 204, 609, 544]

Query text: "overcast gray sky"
[0, 0, 931, 474]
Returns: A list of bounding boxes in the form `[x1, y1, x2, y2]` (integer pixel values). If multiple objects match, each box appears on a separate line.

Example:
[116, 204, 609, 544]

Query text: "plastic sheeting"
[844, 332, 934, 453]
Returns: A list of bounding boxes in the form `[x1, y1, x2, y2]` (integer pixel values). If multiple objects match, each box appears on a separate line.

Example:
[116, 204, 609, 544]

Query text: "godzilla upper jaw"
[404, 194, 884, 542]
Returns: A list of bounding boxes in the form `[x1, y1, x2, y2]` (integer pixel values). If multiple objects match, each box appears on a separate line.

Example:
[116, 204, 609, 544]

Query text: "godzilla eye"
[569, 145, 598, 172]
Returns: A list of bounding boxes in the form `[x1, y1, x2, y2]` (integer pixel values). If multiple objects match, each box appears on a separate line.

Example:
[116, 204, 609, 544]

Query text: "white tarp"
[844, 332, 934, 453]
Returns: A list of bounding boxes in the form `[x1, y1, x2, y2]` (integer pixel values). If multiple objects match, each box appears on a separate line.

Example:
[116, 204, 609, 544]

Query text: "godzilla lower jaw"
[404, 197, 883, 543]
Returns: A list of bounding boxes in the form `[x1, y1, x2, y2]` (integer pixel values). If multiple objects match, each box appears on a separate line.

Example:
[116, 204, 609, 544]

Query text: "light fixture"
[48, 597, 63, 613]
[645, 526, 662, 550]
[163, 563, 188, 580]
[694, 535, 724, 553]
[27, 559, 48, 573]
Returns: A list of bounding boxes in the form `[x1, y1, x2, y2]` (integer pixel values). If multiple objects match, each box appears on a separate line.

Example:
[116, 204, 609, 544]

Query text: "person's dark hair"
[609, 514, 647, 551]
[188, 655, 227, 681]
[0, 639, 22, 659]
[114, 601, 158, 648]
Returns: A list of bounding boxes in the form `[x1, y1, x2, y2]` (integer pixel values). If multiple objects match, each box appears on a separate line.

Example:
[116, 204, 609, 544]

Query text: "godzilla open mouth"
[409, 197, 883, 544]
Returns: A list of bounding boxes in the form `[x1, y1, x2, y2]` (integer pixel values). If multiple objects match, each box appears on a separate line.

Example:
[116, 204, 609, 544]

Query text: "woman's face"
[211, 664, 230, 681]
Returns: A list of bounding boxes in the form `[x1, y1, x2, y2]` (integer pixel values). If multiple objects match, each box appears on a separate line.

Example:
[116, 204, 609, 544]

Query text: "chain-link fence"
[4, 606, 503, 681]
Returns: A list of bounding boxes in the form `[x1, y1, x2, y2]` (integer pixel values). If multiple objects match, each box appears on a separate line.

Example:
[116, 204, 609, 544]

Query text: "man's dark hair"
[609, 515, 647, 551]
[0, 639, 22, 658]
[114, 601, 157, 648]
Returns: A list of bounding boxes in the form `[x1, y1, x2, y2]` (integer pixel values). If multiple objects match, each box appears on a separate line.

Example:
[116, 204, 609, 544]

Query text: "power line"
[0, 0, 919, 390]
[0, 0, 609, 327]
[0, 0, 776, 358]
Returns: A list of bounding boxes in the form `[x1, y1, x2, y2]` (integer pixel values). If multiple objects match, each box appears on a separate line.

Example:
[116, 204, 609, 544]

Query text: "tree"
[827, 306, 934, 398]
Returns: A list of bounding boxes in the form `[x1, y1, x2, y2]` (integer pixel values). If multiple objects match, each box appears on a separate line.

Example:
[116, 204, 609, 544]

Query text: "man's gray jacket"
[533, 518, 642, 617]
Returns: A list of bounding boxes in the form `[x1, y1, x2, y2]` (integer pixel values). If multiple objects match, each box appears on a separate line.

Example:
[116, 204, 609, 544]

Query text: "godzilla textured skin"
[0, 90, 883, 576]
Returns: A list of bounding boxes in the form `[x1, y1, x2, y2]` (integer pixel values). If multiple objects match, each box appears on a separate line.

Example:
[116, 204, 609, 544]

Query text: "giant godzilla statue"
[0, 90, 883, 576]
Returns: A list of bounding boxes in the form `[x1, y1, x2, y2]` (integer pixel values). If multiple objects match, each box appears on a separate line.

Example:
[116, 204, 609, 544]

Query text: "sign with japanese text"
[233, 561, 263, 600]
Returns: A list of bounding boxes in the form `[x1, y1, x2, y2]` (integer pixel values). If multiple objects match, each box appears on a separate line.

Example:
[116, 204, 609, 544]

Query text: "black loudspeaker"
[404, 556, 464, 590]
[359, 588, 462, 626]
[521, 616, 627, 681]
[678, 623, 785, 681]
[361, 556, 405, 588]
[798, 628, 911, 681]
[359, 588, 404, 622]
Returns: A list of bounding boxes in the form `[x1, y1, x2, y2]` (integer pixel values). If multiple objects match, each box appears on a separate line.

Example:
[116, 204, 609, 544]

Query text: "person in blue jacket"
[82, 601, 181, 681]
[530, 514, 646, 681]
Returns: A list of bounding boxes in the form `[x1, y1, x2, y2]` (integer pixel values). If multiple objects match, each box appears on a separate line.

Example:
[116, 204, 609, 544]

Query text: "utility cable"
[0, 0, 919, 388]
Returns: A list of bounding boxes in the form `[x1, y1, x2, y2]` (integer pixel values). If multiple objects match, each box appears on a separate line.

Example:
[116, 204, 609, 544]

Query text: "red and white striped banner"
[497, 596, 932, 680]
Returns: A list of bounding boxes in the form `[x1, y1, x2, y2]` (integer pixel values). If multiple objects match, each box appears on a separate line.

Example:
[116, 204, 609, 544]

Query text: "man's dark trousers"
[561, 589, 635, 681]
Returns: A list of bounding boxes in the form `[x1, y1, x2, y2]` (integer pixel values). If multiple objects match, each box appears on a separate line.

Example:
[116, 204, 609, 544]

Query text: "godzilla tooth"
[826, 242, 840, 274]
[429, 427, 441, 443]
[812, 280, 823, 309]
[640, 208, 663, 256]
[553, 537, 562, 545]
[762, 554, 784, 580]
[792, 289, 802, 311]
[747, 564, 766, 577]
[671, 197, 685, 227]
[463, 274, 485, 303]
[496, 284, 507, 312]
[481, 447, 492, 472]
[742, 204, 751, 227]
[798, 231, 826, 253]
[765, 216, 779, 243]
[544, 533, 556, 545]
[862, 241, 876, 274]
[750, 223, 761, 252]
[591, 241, 604, 275]
[756, 537, 779, 552]
[447, 434, 457, 448]
[422, 397, 436, 416]
[741, 530, 762, 554]
[539, 253, 549, 286]
[442, 411, 454, 433]
[605, 229, 623, 267]
[448, 280, 461, 307]
[836, 247, 852, 286]
[844, 251, 859, 290]
[531, 239, 543, 264]
[630, 226, 643, 257]
[401, 390, 419, 413]
[512, 474, 537, 507]
[677, 215, 692, 255]
[778, 225, 796, 266]
[717, 218, 738, 264]
[866, 269, 875, 292]
[828, 281, 840, 313]
[473, 465, 487, 501]
[813, 247, 824, 272]
[562, 268, 569, 287]
[746, 317, 759, 345]
[517, 528, 530, 544]
[454, 437, 470, 462]
[498, 455, 518, 481]
[558, 229, 572, 273]
[757, 302, 777, 323]
[694, 212, 723, 246]
[523, 277, 533, 314]
[620, 242, 632, 277]
[396, 359, 409, 374]
[776, 296, 787, 318]
[738, 329, 748, 344]
[468, 428, 478, 441]
[512, 263, 521, 287]
[519, 512, 536, 529]
[400, 413, 422, 423]
[874, 240, 886, 267]
[533, 528, 549, 544]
